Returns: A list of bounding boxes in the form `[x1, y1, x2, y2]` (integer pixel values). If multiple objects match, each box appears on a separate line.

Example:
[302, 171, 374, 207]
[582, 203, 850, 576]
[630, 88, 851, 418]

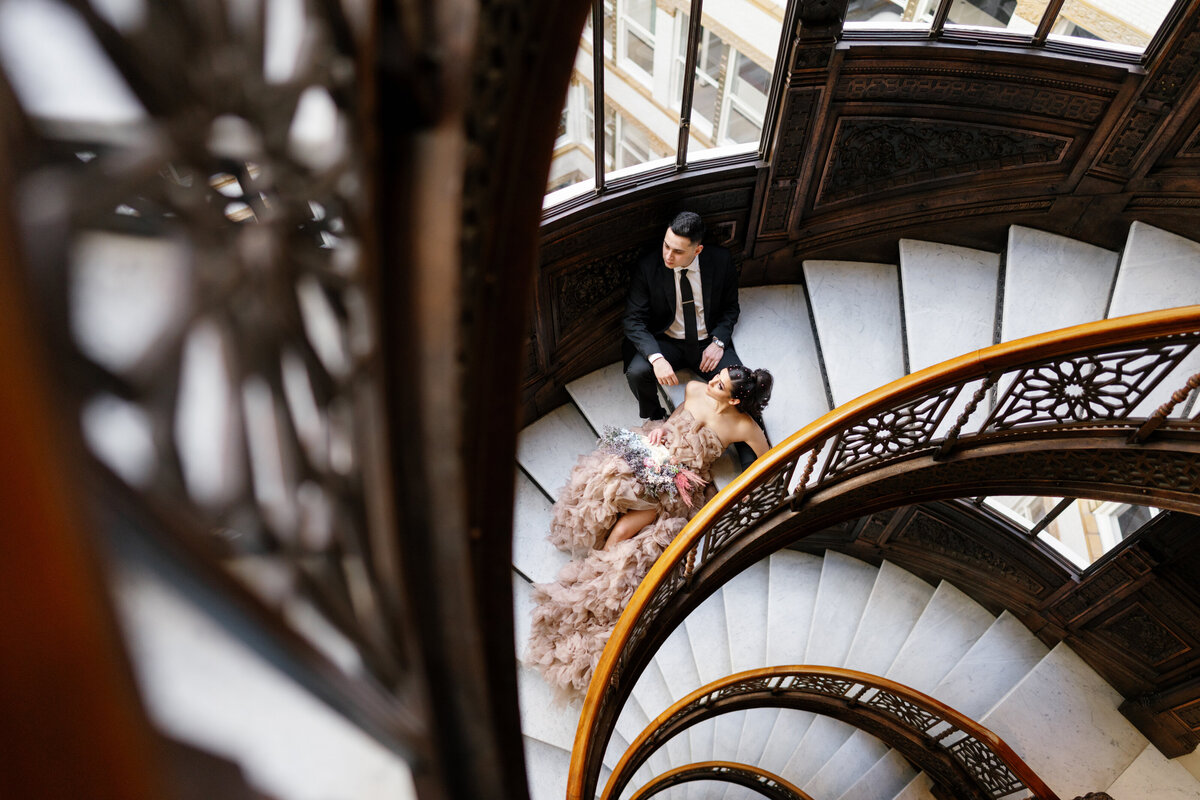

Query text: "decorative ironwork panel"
[784, 673, 856, 697]
[0, 1, 408, 688]
[822, 387, 959, 479]
[864, 690, 942, 733]
[982, 344, 1195, 430]
[714, 677, 774, 700]
[702, 466, 793, 561]
[946, 736, 1025, 798]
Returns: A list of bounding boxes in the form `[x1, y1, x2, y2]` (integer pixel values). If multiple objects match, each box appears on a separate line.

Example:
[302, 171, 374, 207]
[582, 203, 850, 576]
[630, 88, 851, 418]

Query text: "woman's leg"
[604, 508, 657, 550]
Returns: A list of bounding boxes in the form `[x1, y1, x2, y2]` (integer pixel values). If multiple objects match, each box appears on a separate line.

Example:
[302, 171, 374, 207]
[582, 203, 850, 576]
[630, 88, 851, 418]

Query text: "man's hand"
[700, 341, 724, 372]
[653, 358, 678, 386]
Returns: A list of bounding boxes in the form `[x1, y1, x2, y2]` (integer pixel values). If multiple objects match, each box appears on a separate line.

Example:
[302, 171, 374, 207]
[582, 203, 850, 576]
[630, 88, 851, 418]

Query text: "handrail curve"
[627, 761, 812, 800]
[568, 306, 1200, 800]
[606, 667, 1060, 800]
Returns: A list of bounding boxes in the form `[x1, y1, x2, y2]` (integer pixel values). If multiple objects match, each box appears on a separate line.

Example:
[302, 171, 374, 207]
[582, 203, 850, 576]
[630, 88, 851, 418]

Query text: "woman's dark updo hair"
[726, 365, 773, 421]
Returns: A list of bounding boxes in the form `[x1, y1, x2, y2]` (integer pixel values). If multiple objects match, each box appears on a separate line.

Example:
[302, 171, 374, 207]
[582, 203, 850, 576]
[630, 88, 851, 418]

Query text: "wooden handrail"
[627, 760, 813, 800]
[568, 305, 1200, 800]
[606, 667, 1059, 800]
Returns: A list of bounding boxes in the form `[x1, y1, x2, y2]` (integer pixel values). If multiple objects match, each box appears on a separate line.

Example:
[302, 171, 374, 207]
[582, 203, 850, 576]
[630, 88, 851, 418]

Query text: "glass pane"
[626, 0, 655, 31]
[626, 28, 655, 73]
[545, 79, 596, 199]
[1050, 0, 1173, 50]
[1040, 499, 1162, 568]
[683, 4, 782, 155]
[846, 0, 909, 24]
[984, 495, 1063, 529]
[946, 0, 1035, 32]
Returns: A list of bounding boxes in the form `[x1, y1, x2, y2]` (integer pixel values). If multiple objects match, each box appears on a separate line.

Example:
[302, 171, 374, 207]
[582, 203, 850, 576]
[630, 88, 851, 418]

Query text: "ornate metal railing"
[627, 760, 813, 800]
[608, 668, 1058, 800]
[569, 306, 1200, 800]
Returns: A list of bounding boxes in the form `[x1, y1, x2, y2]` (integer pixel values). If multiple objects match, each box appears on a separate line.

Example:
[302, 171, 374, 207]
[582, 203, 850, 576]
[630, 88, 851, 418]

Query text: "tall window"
[544, 0, 784, 206]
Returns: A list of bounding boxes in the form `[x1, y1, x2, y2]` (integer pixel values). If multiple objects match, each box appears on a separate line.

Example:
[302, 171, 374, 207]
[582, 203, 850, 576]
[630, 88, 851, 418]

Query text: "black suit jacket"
[623, 245, 740, 361]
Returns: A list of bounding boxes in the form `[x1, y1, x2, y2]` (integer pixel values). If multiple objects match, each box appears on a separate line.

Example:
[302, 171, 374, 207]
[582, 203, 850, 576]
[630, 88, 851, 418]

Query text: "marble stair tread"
[604, 728, 633, 772]
[709, 708, 750, 764]
[803, 260, 905, 407]
[835, 749, 916, 800]
[1179, 748, 1200, 783]
[512, 472, 571, 585]
[516, 662, 583, 750]
[980, 643, 1146, 799]
[629, 658, 677, 724]
[1106, 743, 1200, 799]
[899, 240, 1000, 372]
[765, 550, 824, 666]
[685, 589, 734, 685]
[884, 581, 994, 694]
[1109, 221, 1200, 317]
[653, 621, 704, 702]
[523, 736, 571, 800]
[733, 707, 781, 768]
[782, 715, 857, 788]
[1001, 225, 1119, 343]
[804, 551, 879, 667]
[841, 560, 935, 676]
[757, 709, 818, 777]
[803, 729, 890, 800]
[734, 285, 832, 438]
[723, 558, 770, 674]
[929, 610, 1048, 719]
[891, 772, 936, 800]
[1109, 221, 1200, 418]
[566, 361, 644, 434]
[516, 402, 598, 497]
[512, 572, 534, 655]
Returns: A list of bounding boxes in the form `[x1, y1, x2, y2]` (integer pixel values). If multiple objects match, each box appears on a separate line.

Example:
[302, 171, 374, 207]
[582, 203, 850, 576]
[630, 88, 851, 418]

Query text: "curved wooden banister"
[607, 667, 1059, 800]
[627, 761, 813, 800]
[569, 305, 1200, 800]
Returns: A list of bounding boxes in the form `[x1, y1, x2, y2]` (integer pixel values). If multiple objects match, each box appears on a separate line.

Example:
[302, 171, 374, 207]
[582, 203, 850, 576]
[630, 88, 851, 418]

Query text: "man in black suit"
[623, 211, 744, 421]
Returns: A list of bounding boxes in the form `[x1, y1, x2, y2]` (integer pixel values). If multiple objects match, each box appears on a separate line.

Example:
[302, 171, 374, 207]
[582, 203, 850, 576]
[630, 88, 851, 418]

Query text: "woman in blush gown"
[526, 365, 773, 698]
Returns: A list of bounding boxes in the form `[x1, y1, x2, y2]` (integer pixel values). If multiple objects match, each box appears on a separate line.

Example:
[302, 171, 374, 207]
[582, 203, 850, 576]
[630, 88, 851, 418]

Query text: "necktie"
[679, 268, 698, 353]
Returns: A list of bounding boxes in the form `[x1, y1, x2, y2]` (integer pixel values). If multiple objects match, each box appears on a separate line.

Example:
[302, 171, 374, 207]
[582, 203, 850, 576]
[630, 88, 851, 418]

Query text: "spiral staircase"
[512, 221, 1200, 800]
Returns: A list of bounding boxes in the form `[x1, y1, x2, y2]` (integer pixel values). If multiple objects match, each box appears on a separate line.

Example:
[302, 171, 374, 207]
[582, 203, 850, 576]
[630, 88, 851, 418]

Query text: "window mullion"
[676, 0, 704, 168]
[1032, 0, 1069, 44]
[592, 0, 607, 192]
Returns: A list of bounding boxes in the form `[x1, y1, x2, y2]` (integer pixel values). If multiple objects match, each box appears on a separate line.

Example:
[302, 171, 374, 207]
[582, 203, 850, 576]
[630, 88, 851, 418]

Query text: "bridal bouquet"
[599, 427, 707, 507]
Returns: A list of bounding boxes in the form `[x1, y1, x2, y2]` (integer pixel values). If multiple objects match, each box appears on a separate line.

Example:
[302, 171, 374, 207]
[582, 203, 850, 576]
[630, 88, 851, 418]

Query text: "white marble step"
[1180, 748, 1200, 784]
[650, 622, 704, 771]
[899, 240, 1000, 371]
[517, 663, 582, 751]
[757, 708, 818, 778]
[929, 610, 1048, 719]
[732, 707, 781, 770]
[884, 580, 994, 694]
[841, 560, 934, 676]
[513, 572, 534, 655]
[724, 558, 770, 674]
[782, 715, 857, 787]
[1107, 743, 1200, 799]
[734, 285, 832, 438]
[804, 729, 891, 800]
[891, 772, 936, 800]
[566, 361, 644, 433]
[803, 260, 905, 406]
[765, 550, 823, 666]
[1110, 221, 1200, 419]
[981, 643, 1146, 799]
[836, 749, 916, 800]
[804, 551, 878, 666]
[1110, 221, 1200, 318]
[524, 736, 571, 800]
[685, 589, 734, 685]
[516, 402, 598, 498]
[1001, 225, 1119, 343]
[512, 472, 571, 584]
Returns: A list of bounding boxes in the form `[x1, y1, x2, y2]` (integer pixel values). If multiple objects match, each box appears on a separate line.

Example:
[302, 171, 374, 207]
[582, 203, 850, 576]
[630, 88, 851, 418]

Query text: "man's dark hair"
[669, 211, 705, 244]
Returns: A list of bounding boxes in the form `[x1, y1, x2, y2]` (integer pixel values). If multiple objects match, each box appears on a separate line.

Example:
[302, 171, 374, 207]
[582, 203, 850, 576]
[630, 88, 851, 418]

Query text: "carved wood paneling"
[817, 118, 1069, 206]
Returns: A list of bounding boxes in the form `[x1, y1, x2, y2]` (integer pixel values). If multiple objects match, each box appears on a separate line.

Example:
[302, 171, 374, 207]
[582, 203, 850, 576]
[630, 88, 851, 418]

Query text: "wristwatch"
[711, 337, 725, 349]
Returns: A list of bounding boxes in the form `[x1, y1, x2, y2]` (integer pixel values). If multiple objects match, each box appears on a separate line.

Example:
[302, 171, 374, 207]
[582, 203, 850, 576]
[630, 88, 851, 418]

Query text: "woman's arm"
[739, 418, 770, 459]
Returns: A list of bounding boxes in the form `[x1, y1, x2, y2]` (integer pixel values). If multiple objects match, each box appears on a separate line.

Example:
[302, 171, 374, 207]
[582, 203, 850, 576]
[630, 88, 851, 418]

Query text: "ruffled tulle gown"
[525, 409, 726, 698]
